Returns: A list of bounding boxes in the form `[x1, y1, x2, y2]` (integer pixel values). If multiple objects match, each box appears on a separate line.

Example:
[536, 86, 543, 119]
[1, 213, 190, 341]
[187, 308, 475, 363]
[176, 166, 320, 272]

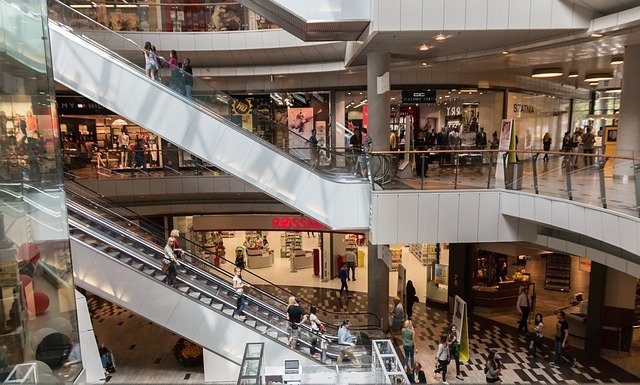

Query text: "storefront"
[171, 214, 367, 284]
[69, 1, 279, 32]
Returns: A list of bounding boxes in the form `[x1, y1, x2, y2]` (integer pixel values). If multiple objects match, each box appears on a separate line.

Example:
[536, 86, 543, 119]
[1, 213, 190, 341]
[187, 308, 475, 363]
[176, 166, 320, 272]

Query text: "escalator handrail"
[67, 202, 321, 330]
[48, 1, 368, 185]
[63, 179, 383, 329]
[70, 220, 365, 358]
[68, 226, 337, 358]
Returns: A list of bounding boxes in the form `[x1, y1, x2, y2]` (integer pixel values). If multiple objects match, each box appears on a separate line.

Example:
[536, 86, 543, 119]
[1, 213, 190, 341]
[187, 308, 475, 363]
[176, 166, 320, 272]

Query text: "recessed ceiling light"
[611, 57, 623, 65]
[584, 73, 613, 82]
[568, 72, 579, 78]
[435, 34, 446, 41]
[419, 44, 430, 51]
[460, 89, 477, 93]
[391, 97, 396, 100]
[589, 82, 599, 86]
[590, 33, 603, 38]
[531, 68, 563, 78]
[502, 51, 509, 55]
[605, 88, 622, 93]
[421, 62, 428, 66]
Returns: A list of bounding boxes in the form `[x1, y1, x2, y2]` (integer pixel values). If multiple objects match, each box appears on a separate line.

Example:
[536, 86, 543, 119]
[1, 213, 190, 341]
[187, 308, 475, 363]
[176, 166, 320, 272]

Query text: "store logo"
[272, 216, 329, 230]
[231, 99, 253, 115]
[446, 106, 461, 116]
[513, 104, 535, 114]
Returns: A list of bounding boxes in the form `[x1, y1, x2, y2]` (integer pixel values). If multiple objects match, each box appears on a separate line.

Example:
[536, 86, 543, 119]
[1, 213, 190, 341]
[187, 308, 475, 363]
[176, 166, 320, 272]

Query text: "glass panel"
[245, 343, 263, 359]
[48, 0, 373, 182]
[240, 359, 260, 376]
[0, 0, 82, 382]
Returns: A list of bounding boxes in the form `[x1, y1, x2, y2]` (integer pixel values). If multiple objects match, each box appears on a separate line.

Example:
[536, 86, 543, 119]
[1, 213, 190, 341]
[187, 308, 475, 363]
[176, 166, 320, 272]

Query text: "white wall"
[370, 189, 640, 278]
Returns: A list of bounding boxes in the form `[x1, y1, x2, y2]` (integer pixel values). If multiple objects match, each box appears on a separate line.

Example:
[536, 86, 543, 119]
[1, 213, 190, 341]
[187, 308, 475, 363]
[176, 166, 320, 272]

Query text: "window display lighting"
[611, 57, 623, 65]
[584, 73, 613, 82]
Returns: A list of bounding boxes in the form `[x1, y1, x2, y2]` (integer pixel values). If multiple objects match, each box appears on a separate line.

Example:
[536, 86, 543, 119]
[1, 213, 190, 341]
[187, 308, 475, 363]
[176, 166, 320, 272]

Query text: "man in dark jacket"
[182, 58, 193, 99]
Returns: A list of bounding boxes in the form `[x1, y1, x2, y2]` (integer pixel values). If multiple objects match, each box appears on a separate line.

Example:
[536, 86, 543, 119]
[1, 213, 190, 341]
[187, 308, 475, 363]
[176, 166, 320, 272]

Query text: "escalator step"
[222, 308, 233, 316]
[107, 251, 120, 258]
[154, 274, 166, 281]
[244, 319, 257, 328]
[188, 291, 201, 299]
[177, 285, 189, 293]
[256, 325, 267, 333]
[199, 297, 212, 305]
[267, 331, 279, 338]
[120, 257, 132, 265]
[178, 269, 187, 274]
[130, 262, 143, 270]
[142, 267, 154, 276]
[211, 303, 223, 311]
[277, 336, 289, 344]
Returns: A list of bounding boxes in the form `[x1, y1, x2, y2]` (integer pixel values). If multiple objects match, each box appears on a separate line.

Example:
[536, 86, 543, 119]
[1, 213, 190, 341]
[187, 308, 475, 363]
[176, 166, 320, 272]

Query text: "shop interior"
[57, 91, 332, 175]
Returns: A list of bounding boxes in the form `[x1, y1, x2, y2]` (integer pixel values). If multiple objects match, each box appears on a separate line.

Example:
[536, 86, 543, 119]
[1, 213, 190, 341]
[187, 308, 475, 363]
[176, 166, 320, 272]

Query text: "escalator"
[45, 0, 371, 231]
[63, 183, 384, 371]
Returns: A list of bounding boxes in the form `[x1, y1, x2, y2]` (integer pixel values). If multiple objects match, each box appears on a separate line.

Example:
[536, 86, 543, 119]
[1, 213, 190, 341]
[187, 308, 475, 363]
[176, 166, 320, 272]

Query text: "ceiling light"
[605, 88, 622, 93]
[611, 57, 623, 65]
[502, 51, 509, 55]
[584, 73, 613, 82]
[568, 72, 579, 78]
[531, 68, 563, 78]
[419, 44, 430, 51]
[390, 97, 396, 100]
[421, 62, 428, 66]
[589, 82, 599, 86]
[460, 89, 477, 93]
[590, 33, 603, 38]
[435, 34, 446, 41]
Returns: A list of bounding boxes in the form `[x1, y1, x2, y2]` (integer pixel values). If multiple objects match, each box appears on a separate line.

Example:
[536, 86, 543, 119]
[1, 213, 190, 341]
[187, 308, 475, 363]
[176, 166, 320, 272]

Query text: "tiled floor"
[87, 295, 206, 384]
[86, 284, 640, 384]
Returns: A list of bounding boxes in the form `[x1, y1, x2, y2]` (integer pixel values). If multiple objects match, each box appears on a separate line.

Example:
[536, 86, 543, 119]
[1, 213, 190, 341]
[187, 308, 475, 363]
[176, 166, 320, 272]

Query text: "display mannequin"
[118, 128, 129, 168]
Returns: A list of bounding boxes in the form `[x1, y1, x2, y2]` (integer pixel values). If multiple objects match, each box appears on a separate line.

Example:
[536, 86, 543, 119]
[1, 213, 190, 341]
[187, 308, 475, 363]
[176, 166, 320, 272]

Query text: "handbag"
[235, 288, 243, 297]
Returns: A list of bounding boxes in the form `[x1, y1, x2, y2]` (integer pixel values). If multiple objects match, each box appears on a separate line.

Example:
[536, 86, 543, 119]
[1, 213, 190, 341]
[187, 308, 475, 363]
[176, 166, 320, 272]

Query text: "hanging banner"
[495, 119, 514, 188]
[453, 295, 470, 363]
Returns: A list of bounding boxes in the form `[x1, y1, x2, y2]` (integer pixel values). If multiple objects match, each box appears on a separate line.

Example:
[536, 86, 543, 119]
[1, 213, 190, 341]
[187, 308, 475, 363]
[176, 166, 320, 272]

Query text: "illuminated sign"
[272, 216, 329, 230]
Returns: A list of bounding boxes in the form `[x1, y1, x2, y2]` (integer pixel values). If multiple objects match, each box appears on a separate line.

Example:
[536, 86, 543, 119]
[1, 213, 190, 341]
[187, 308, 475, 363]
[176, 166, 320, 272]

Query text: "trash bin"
[505, 161, 524, 190]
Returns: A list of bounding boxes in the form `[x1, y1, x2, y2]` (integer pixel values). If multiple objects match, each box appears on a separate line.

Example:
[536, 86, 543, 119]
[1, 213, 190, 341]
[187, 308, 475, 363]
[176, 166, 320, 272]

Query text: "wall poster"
[288, 108, 314, 159]
[453, 295, 470, 362]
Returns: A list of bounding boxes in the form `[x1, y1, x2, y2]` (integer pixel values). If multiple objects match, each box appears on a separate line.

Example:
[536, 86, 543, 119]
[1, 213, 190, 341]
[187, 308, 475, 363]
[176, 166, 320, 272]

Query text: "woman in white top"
[528, 313, 548, 359]
[143, 41, 158, 80]
[433, 334, 450, 384]
[309, 305, 323, 358]
[232, 268, 248, 320]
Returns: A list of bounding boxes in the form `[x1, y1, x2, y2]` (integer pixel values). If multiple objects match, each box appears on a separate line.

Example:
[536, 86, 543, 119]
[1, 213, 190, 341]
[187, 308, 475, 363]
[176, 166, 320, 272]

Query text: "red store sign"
[272, 216, 329, 231]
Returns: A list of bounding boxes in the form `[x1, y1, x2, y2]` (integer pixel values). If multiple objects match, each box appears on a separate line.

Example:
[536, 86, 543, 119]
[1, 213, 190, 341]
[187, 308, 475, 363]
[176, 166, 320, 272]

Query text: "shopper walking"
[286, 296, 306, 349]
[308, 305, 324, 358]
[552, 311, 577, 368]
[406, 280, 418, 320]
[339, 262, 349, 296]
[542, 132, 552, 164]
[449, 325, 463, 380]
[434, 334, 450, 384]
[345, 249, 356, 281]
[415, 130, 428, 178]
[529, 313, 548, 359]
[337, 320, 359, 365]
[516, 286, 530, 334]
[570, 128, 583, 167]
[485, 350, 501, 383]
[582, 126, 596, 166]
[144, 42, 158, 80]
[232, 267, 248, 320]
[182, 58, 193, 99]
[402, 320, 415, 370]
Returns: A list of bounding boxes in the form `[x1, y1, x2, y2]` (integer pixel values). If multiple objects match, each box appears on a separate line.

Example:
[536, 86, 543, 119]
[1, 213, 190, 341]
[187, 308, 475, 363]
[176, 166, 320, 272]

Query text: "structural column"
[367, 244, 390, 330]
[585, 264, 636, 354]
[614, 44, 640, 178]
[366, 52, 391, 151]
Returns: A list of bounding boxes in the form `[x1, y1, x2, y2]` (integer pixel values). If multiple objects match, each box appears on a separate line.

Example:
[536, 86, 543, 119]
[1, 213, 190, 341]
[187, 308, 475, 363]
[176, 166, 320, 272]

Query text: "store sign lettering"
[272, 216, 329, 230]
[231, 99, 253, 115]
[446, 106, 461, 116]
[513, 104, 535, 114]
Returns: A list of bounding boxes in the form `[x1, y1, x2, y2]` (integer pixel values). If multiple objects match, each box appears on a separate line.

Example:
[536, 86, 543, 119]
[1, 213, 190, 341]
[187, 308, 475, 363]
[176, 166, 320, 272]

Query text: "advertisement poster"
[434, 264, 449, 285]
[288, 108, 314, 159]
[495, 118, 514, 188]
[453, 295, 470, 362]
[362, 104, 368, 129]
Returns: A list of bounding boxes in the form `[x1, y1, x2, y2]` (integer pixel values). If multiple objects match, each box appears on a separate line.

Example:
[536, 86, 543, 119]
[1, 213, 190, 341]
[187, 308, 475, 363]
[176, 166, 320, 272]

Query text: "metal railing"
[369, 147, 640, 219]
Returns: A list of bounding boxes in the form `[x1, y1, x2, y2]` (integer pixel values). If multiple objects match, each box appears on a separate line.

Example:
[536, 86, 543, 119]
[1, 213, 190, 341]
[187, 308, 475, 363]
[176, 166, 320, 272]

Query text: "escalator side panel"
[49, 22, 370, 230]
[70, 237, 317, 368]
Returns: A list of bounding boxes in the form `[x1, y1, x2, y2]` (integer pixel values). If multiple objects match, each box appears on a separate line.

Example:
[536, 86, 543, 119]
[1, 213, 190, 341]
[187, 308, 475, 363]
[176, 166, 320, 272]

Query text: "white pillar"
[366, 52, 391, 151]
[614, 44, 640, 177]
